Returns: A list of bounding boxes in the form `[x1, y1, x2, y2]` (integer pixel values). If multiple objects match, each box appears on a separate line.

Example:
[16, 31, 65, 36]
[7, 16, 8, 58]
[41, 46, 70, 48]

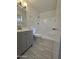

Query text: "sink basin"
[17, 26, 22, 30]
[17, 27, 22, 30]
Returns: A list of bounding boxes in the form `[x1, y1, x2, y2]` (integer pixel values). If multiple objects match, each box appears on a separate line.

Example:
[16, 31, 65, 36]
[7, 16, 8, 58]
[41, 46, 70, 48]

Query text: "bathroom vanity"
[17, 29, 33, 57]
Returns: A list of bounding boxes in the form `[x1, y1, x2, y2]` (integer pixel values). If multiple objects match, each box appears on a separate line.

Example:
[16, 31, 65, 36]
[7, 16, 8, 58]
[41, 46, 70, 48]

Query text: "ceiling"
[26, 0, 57, 12]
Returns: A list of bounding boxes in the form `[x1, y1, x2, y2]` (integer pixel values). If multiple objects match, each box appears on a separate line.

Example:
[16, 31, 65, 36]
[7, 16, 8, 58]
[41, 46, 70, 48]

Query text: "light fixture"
[17, 0, 27, 8]
[17, 0, 23, 3]
[22, 2, 27, 7]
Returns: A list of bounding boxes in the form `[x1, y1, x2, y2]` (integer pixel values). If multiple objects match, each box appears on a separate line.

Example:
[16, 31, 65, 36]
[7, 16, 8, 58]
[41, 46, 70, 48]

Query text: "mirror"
[17, 4, 26, 29]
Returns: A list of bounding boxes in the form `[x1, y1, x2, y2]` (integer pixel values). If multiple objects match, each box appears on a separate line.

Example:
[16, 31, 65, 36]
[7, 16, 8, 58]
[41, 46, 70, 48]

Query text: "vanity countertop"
[17, 28, 32, 32]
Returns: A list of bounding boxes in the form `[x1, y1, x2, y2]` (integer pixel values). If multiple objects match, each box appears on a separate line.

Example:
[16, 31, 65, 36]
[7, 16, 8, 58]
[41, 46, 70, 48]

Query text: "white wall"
[53, 0, 61, 59]
[56, 0, 61, 42]
[26, 3, 40, 33]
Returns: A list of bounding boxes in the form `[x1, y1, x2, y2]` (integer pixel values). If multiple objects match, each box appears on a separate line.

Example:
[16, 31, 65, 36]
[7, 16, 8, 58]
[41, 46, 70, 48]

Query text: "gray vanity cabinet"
[17, 30, 33, 56]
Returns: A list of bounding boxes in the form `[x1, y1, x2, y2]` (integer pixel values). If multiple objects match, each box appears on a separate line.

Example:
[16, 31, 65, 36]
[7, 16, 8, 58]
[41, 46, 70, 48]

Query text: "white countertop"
[17, 28, 32, 32]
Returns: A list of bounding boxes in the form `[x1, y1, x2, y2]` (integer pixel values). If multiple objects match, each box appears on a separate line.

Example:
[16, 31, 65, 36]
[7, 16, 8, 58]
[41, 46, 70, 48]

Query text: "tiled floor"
[19, 38, 54, 59]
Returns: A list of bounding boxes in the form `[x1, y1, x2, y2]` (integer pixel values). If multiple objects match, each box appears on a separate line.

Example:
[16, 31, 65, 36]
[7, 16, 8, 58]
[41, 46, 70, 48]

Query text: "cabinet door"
[17, 32, 23, 56]
[26, 31, 33, 47]
[17, 31, 33, 56]
[22, 31, 33, 49]
[21, 31, 28, 51]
